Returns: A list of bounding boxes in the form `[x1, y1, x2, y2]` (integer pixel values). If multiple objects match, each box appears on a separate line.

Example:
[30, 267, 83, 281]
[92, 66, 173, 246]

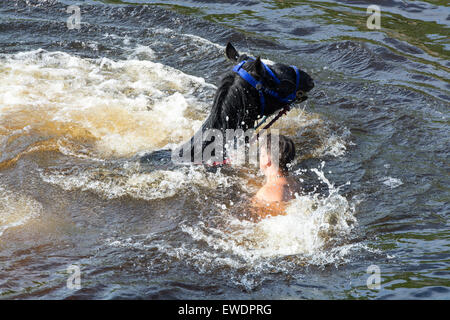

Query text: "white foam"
[317, 134, 348, 157]
[380, 176, 403, 189]
[179, 168, 357, 262]
[0, 184, 42, 237]
[128, 44, 156, 60]
[151, 28, 224, 51]
[103, 166, 367, 290]
[269, 108, 350, 158]
[40, 164, 238, 201]
[0, 49, 214, 158]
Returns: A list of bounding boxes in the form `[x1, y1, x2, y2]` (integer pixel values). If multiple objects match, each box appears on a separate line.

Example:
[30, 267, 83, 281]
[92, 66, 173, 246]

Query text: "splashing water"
[0, 47, 361, 291]
[0, 184, 42, 237]
[104, 164, 366, 291]
[0, 49, 214, 160]
[0, 0, 448, 300]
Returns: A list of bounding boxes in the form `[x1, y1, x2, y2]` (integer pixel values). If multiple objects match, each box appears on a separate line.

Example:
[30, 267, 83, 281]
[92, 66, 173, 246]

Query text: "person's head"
[259, 133, 295, 175]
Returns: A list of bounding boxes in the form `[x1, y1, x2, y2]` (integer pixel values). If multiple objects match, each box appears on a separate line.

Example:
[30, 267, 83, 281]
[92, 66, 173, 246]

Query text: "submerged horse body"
[140, 43, 314, 165]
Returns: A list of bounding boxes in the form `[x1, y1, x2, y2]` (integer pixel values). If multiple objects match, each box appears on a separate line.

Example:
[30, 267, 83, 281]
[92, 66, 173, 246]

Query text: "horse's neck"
[205, 82, 257, 132]
[177, 78, 257, 163]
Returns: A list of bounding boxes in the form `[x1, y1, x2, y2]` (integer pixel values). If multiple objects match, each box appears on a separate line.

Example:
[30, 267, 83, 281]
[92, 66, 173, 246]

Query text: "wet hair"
[262, 133, 296, 173]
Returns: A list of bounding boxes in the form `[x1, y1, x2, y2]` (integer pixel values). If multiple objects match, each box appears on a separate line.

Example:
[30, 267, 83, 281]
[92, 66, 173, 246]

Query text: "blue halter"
[232, 59, 301, 116]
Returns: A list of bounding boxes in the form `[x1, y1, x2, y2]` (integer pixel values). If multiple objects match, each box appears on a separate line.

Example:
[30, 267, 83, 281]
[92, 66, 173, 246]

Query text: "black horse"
[140, 42, 314, 165]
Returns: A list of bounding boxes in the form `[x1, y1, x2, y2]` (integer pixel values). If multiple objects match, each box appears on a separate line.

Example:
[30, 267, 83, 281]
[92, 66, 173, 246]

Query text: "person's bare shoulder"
[255, 184, 284, 203]
[251, 190, 287, 219]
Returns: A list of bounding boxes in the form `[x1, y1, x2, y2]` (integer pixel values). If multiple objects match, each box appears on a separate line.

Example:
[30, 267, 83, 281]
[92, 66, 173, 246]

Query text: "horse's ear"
[254, 56, 264, 76]
[225, 42, 240, 62]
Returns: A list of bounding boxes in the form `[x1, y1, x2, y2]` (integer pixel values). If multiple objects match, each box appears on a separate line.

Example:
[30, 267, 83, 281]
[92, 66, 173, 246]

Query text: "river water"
[0, 0, 448, 299]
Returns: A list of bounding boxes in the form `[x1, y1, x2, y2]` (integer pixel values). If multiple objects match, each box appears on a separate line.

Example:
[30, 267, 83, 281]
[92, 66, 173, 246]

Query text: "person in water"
[251, 133, 298, 218]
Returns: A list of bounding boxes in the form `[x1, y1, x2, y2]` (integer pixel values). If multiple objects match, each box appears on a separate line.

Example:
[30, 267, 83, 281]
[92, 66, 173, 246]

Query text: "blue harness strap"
[232, 59, 301, 117]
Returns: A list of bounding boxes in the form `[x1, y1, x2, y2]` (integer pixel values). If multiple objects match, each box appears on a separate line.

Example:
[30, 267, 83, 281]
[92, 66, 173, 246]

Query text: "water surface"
[0, 0, 449, 299]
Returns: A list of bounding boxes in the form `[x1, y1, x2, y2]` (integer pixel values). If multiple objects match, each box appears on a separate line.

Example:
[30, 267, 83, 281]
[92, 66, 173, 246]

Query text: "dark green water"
[0, 0, 448, 299]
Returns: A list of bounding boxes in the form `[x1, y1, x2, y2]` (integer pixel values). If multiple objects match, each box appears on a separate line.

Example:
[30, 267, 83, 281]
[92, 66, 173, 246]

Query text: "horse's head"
[161, 43, 315, 165]
[225, 42, 315, 118]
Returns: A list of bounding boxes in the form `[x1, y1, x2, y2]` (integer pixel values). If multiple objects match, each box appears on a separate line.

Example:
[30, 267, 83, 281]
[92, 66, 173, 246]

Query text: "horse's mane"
[140, 64, 261, 164]
[204, 69, 258, 132]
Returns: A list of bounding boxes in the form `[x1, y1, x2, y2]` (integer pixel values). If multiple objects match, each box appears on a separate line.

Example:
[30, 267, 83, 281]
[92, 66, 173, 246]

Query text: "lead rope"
[250, 105, 291, 144]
